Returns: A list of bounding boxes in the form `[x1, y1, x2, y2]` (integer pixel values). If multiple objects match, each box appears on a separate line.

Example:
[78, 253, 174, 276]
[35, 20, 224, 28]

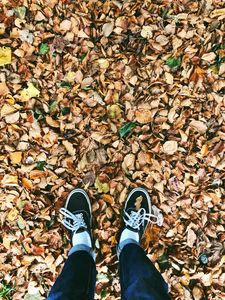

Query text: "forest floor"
[0, 0, 224, 299]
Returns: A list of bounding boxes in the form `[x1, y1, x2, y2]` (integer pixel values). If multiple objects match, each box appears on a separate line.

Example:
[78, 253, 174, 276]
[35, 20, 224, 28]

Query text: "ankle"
[72, 231, 92, 248]
[119, 228, 139, 245]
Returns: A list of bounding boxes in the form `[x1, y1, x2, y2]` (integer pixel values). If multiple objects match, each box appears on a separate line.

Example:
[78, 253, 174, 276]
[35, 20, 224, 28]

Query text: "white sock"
[72, 231, 92, 248]
[119, 228, 139, 245]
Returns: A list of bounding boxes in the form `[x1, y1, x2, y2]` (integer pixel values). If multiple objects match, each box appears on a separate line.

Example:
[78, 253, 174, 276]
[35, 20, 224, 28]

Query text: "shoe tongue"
[127, 207, 138, 214]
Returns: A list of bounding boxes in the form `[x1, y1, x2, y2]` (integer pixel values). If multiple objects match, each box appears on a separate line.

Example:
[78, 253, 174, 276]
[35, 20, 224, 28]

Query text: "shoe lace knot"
[59, 208, 87, 233]
[123, 206, 163, 230]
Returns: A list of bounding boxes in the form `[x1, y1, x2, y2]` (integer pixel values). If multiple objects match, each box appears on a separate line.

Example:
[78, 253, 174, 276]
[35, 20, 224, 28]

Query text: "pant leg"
[47, 250, 97, 300]
[119, 243, 171, 300]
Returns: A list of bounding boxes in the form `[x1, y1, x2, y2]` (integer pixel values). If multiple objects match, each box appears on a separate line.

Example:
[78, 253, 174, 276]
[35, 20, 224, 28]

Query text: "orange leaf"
[101, 194, 114, 205]
[30, 170, 46, 179]
[22, 177, 33, 189]
[31, 244, 45, 255]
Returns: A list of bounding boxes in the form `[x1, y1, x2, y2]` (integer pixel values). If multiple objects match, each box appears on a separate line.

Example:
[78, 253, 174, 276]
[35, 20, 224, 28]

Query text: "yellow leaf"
[98, 59, 109, 69]
[7, 208, 19, 222]
[65, 71, 76, 82]
[0, 104, 17, 118]
[95, 177, 109, 193]
[2, 174, 18, 186]
[0, 47, 12, 66]
[210, 8, 225, 18]
[9, 151, 22, 164]
[6, 94, 15, 105]
[107, 104, 122, 119]
[20, 82, 40, 101]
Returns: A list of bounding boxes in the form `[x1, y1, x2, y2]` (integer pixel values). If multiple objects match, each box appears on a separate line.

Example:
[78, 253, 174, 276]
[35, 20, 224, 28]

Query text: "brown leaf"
[135, 108, 152, 124]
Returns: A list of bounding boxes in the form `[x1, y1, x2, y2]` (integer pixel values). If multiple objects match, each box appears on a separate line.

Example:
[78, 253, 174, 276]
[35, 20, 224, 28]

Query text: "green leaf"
[39, 43, 50, 55]
[157, 253, 170, 272]
[81, 53, 87, 61]
[60, 81, 72, 89]
[61, 107, 70, 115]
[101, 290, 107, 299]
[119, 122, 137, 138]
[36, 161, 46, 170]
[14, 6, 26, 19]
[166, 57, 182, 69]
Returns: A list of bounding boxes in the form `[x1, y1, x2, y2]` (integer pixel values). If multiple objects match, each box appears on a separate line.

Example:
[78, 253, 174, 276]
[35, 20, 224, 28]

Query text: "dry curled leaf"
[163, 141, 178, 155]
[102, 23, 114, 37]
[190, 120, 207, 134]
[141, 26, 153, 38]
[135, 108, 152, 124]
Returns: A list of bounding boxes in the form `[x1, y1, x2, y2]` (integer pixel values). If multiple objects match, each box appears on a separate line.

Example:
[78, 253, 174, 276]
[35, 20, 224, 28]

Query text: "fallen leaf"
[20, 83, 40, 101]
[190, 120, 207, 134]
[30, 170, 46, 179]
[7, 208, 19, 221]
[164, 72, 174, 84]
[95, 177, 109, 193]
[101, 194, 114, 205]
[22, 178, 33, 189]
[98, 58, 109, 69]
[163, 141, 178, 155]
[102, 23, 114, 37]
[0, 47, 11, 66]
[5, 111, 20, 124]
[108, 104, 122, 119]
[2, 174, 18, 186]
[31, 244, 45, 255]
[60, 20, 71, 31]
[122, 154, 135, 171]
[187, 228, 197, 247]
[135, 108, 152, 124]
[0, 82, 9, 96]
[210, 8, 225, 18]
[141, 26, 153, 38]
[0, 104, 17, 117]
[62, 140, 76, 156]
[119, 122, 137, 137]
[9, 151, 22, 164]
[202, 52, 216, 62]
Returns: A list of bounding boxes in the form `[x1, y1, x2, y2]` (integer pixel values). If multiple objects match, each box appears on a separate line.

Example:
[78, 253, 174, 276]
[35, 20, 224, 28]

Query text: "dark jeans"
[47, 243, 171, 300]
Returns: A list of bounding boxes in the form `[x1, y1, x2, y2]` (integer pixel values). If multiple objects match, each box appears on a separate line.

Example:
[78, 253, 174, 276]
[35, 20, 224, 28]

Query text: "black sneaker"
[59, 188, 93, 246]
[118, 187, 163, 253]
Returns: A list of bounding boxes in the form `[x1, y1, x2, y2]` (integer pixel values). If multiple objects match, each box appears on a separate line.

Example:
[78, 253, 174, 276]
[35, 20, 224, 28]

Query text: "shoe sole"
[124, 187, 152, 233]
[64, 188, 92, 222]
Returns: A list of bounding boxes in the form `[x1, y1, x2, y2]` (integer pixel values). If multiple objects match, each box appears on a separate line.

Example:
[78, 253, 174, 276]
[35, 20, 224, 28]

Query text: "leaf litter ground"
[0, 0, 224, 299]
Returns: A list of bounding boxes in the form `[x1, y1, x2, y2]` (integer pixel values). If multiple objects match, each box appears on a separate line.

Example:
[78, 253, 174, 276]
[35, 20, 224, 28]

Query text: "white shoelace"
[59, 207, 87, 232]
[123, 207, 163, 230]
